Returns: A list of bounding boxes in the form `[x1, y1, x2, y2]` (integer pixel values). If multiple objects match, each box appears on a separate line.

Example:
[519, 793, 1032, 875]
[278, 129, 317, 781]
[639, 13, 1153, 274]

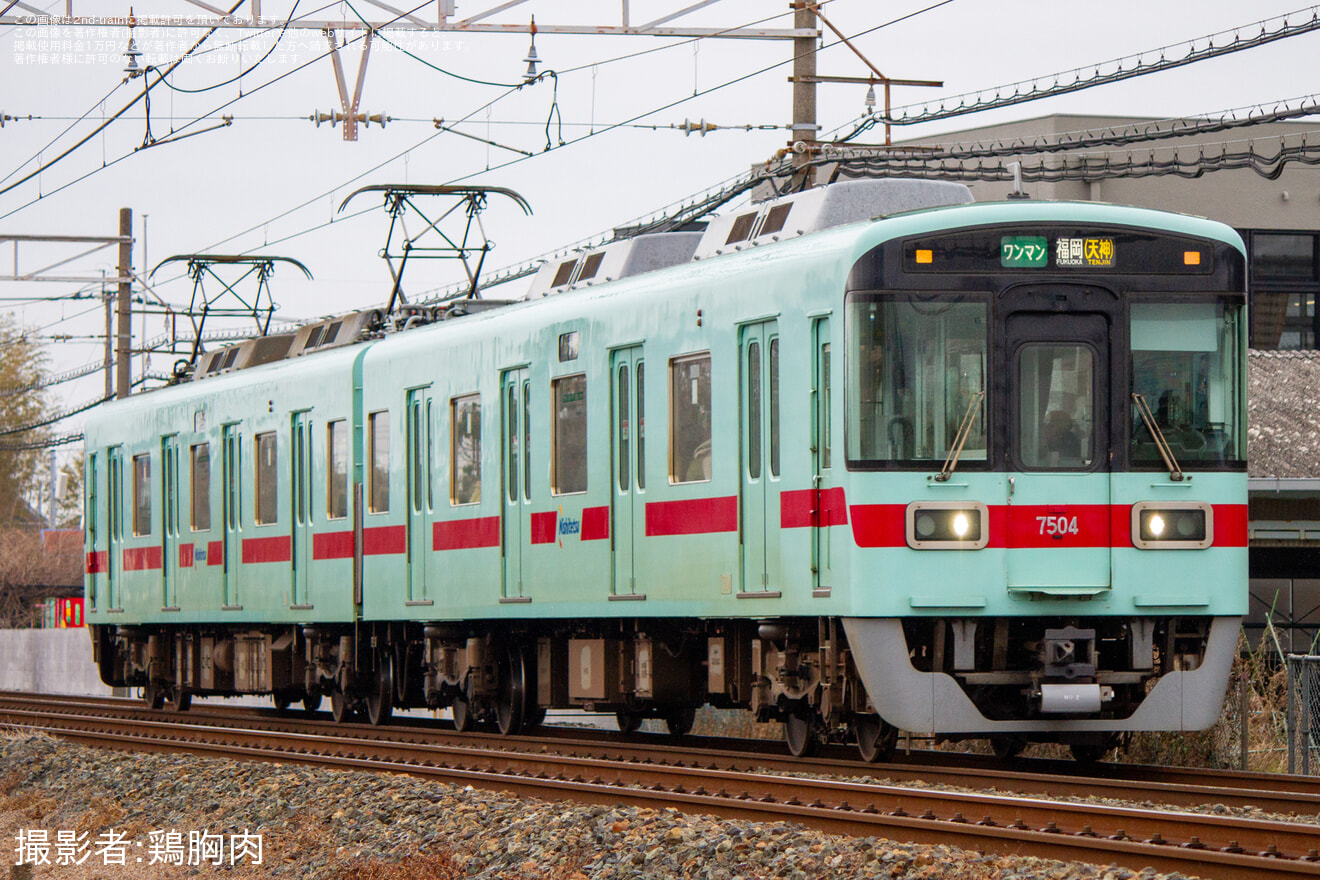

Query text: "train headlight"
[907, 502, 989, 550]
[1131, 502, 1212, 549]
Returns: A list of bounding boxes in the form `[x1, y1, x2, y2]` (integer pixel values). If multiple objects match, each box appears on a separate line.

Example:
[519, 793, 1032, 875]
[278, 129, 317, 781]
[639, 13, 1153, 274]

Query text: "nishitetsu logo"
[557, 507, 581, 547]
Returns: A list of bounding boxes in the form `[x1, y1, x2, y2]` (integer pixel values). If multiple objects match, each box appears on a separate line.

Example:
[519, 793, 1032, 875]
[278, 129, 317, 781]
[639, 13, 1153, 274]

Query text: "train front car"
[840, 202, 1248, 760]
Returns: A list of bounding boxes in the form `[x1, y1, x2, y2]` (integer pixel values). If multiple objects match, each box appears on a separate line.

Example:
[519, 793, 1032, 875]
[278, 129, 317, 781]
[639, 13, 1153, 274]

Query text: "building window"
[255, 432, 278, 524]
[132, 453, 151, 536]
[552, 374, 587, 494]
[368, 412, 389, 513]
[191, 443, 210, 531]
[1251, 232, 1316, 280]
[451, 395, 481, 505]
[1251, 290, 1318, 350]
[327, 420, 348, 519]
[671, 353, 712, 483]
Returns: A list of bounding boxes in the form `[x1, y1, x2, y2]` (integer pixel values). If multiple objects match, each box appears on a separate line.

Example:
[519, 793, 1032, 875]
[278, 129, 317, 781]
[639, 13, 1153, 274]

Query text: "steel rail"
[2, 696, 1318, 878]
[5, 692, 1319, 816]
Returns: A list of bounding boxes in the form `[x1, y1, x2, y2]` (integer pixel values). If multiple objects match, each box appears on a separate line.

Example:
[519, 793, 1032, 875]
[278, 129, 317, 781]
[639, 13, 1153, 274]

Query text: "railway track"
[3, 692, 1317, 880]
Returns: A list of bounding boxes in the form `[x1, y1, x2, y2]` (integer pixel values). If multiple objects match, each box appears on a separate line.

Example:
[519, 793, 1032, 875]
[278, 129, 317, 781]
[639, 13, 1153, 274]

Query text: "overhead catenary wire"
[831, 4, 1320, 140]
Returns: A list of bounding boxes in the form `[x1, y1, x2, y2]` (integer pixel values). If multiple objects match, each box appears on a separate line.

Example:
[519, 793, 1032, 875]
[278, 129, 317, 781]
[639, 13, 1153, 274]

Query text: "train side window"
[132, 453, 151, 536]
[327, 420, 348, 519]
[451, 394, 481, 505]
[670, 353, 712, 483]
[552, 374, 587, 494]
[368, 411, 390, 513]
[255, 432, 278, 524]
[191, 443, 211, 531]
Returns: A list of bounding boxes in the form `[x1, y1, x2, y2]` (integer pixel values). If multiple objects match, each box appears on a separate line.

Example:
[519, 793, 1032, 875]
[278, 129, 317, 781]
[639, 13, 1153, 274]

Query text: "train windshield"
[846, 294, 988, 465]
[1129, 299, 1245, 466]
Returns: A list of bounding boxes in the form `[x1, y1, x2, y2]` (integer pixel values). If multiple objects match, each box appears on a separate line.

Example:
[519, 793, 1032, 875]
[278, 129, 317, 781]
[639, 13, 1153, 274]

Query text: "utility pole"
[103, 277, 113, 399]
[790, 1, 818, 188]
[116, 207, 132, 399]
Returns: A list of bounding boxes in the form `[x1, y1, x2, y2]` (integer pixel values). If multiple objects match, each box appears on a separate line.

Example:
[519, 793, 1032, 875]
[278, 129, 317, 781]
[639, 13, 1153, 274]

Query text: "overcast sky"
[2, 0, 1319, 451]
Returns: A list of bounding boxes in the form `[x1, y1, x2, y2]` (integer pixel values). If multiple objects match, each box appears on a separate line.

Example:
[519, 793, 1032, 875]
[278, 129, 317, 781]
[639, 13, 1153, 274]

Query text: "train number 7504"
[1037, 515, 1079, 536]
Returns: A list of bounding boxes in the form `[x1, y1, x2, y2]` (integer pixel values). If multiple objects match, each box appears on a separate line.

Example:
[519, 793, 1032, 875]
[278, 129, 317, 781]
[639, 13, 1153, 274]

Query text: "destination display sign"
[904, 228, 1213, 275]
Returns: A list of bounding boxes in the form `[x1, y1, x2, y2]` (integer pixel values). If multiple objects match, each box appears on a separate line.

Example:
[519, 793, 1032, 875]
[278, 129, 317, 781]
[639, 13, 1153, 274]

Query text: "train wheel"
[783, 705, 819, 758]
[365, 650, 394, 727]
[616, 711, 642, 734]
[523, 705, 546, 730]
[169, 687, 192, 713]
[494, 648, 527, 736]
[302, 693, 323, 715]
[991, 735, 1025, 761]
[144, 681, 166, 710]
[1069, 742, 1110, 764]
[273, 693, 293, 713]
[853, 714, 897, 763]
[330, 688, 355, 724]
[451, 694, 475, 732]
[665, 706, 696, 738]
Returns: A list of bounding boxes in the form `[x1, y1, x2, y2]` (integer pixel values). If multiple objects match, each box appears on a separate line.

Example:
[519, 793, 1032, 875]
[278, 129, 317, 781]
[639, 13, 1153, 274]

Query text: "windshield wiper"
[936, 390, 985, 482]
[1131, 393, 1183, 481]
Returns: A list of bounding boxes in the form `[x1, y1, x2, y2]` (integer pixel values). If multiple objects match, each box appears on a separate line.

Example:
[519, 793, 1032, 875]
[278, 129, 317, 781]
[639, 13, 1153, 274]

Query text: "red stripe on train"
[84, 550, 108, 574]
[851, 502, 1249, 549]
[780, 487, 849, 529]
[581, 505, 609, 540]
[645, 496, 738, 536]
[179, 544, 194, 568]
[363, 525, 406, 555]
[313, 531, 354, 560]
[208, 540, 223, 566]
[122, 546, 162, 571]
[530, 512, 557, 545]
[242, 535, 292, 564]
[433, 517, 500, 551]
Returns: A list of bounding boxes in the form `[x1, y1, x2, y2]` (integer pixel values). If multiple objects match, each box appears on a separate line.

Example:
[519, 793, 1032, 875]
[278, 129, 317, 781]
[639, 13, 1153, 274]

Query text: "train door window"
[111, 451, 123, 540]
[670, 353, 712, 483]
[132, 453, 151, 536]
[255, 432, 278, 524]
[522, 383, 531, 500]
[327, 420, 348, 519]
[618, 364, 630, 491]
[506, 384, 518, 503]
[820, 341, 832, 469]
[191, 443, 210, 531]
[1017, 344, 1094, 470]
[636, 362, 645, 489]
[368, 411, 390, 513]
[552, 374, 587, 494]
[427, 399, 436, 509]
[747, 341, 762, 479]
[451, 394, 481, 505]
[769, 337, 780, 478]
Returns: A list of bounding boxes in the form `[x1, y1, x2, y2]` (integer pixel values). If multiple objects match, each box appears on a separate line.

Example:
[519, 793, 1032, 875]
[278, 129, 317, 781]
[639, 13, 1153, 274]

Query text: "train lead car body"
[84, 179, 1248, 760]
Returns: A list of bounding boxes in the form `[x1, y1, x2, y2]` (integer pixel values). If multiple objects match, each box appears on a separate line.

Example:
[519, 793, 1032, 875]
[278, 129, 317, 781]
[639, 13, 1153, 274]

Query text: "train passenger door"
[222, 424, 242, 608]
[291, 412, 313, 608]
[739, 321, 781, 595]
[107, 447, 123, 610]
[405, 389, 433, 605]
[811, 319, 834, 594]
[501, 369, 529, 601]
[610, 347, 644, 598]
[161, 435, 181, 610]
[1005, 307, 1111, 594]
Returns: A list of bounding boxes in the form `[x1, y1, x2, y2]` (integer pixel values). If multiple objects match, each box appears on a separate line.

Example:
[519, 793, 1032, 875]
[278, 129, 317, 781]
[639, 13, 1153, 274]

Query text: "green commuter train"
[83, 179, 1248, 761]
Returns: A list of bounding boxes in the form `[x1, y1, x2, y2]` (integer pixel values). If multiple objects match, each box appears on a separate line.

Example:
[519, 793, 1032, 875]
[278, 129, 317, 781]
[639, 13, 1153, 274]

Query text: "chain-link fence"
[1286, 654, 1320, 775]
